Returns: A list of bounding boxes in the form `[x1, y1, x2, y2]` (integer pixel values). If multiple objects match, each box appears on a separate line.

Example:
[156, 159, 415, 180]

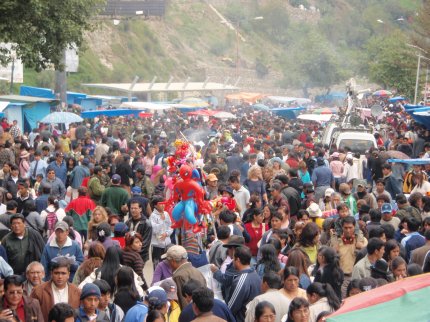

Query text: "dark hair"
[150, 195, 164, 209]
[369, 209, 381, 222]
[346, 279, 361, 297]
[336, 203, 349, 212]
[262, 271, 282, 289]
[407, 263, 423, 276]
[96, 222, 111, 243]
[405, 217, 421, 232]
[216, 225, 231, 240]
[48, 196, 59, 210]
[286, 249, 309, 277]
[381, 224, 395, 240]
[298, 222, 319, 247]
[124, 232, 143, 251]
[100, 246, 122, 292]
[50, 257, 71, 272]
[391, 256, 406, 271]
[228, 176, 240, 184]
[283, 266, 300, 281]
[367, 237, 385, 255]
[306, 282, 340, 311]
[409, 192, 423, 209]
[297, 210, 310, 221]
[383, 239, 400, 262]
[286, 297, 309, 322]
[4, 275, 24, 291]
[255, 301, 276, 321]
[234, 246, 252, 265]
[182, 279, 204, 297]
[115, 266, 140, 300]
[146, 310, 165, 322]
[48, 303, 75, 322]
[10, 213, 25, 224]
[341, 216, 356, 226]
[6, 200, 18, 211]
[245, 208, 262, 224]
[313, 246, 343, 289]
[369, 226, 385, 239]
[93, 279, 111, 294]
[192, 287, 214, 313]
[381, 163, 392, 170]
[256, 244, 281, 275]
[219, 210, 236, 224]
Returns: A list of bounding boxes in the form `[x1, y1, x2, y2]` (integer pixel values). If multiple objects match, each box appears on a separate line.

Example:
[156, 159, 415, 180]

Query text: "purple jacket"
[151, 259, 172, 285]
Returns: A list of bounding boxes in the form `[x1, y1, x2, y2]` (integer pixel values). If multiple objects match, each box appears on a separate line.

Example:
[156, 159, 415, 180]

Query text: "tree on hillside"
[0, 0, 104, 71]
[280, 29, 344, 97]
[412, 0, 430, 53]
[361, 31, 416, 99]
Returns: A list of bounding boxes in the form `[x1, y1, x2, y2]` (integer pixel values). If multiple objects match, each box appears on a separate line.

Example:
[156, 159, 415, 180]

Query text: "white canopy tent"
[297, 114, 332, 123]
[120, 101, 173, 111]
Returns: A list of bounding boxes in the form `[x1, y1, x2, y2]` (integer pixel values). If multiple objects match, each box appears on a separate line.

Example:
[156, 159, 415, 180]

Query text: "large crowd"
[0, 103, 428, 322]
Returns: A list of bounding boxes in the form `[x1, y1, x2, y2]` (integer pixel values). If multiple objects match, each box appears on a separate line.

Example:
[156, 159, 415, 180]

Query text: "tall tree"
[362, 31, 416, 99]
[280, 28, 344, 97]
[0, 0, 104, 71]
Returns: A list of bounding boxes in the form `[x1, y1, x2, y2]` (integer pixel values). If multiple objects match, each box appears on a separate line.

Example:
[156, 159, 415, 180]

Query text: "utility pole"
[55, 49, 67, 107]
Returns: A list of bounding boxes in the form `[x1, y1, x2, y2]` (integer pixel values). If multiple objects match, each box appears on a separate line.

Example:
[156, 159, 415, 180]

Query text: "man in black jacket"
[1, 214, 45, 275]
[125, 201, 152, 262]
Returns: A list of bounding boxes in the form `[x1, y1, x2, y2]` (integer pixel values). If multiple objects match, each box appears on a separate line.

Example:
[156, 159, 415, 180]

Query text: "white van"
[335, 131, 377, 155]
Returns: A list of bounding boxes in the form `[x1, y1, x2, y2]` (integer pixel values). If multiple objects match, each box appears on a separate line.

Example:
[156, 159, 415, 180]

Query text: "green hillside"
[20, 0, 421, 97]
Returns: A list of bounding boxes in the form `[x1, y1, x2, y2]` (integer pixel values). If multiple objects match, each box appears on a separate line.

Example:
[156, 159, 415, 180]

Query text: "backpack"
[45, 209, 58, 237]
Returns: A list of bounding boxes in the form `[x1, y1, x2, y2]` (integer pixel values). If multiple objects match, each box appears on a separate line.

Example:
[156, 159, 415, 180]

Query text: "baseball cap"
[82, 158, 90, 166]
[161, 245, 188, 261]
[146, 289, 168, 307]
[112, 174, 121, 184]
[207, 173, 218, 182]
[219, 186, 234, 196]
[55, 221, 69, 231]
[381, 203, 392, 214]
[160, 278, 178, 300]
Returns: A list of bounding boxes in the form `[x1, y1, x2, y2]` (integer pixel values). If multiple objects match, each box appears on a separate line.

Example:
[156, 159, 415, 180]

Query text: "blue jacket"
[69, 165, 90, 189]
[124, 302, 148, 322]
[40, 237, 84, 281]
[227, 268, 261, 322]
[179, 298, 236, 322]
[47, 160, 67, 184]
[401, 232, 426, 262]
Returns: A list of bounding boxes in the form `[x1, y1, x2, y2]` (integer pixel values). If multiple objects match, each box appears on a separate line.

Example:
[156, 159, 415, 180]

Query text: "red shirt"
[244, 222, 269, 256]
[3, 297, 25, 322]
[65, 195, 96, 215]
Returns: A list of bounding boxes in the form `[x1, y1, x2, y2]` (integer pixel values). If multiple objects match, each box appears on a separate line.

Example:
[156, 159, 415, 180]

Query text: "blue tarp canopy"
[74, 98, 102, 111]
[67, 92, 87, 105]
[388, 96, 406, 103]
[404, 104, 430, 128]
[81, 109, 142, 118]
[387, 158, 430, 165]
[271, 107, 305, 119]
[19, 86, 55, 99]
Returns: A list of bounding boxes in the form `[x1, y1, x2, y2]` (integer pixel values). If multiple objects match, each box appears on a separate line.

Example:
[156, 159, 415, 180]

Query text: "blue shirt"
[124, 302, 148, 322]
[179, 299, 236, 322]
[312, 165, 334, 187]
[47, 160, 67, 184]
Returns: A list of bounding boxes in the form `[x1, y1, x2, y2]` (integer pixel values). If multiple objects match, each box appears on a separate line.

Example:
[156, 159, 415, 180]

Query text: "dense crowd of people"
[0, 104, 428, 322]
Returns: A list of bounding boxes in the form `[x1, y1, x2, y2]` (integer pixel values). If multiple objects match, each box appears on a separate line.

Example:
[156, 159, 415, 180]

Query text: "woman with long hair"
[73, 242, 105, 286]
[294, 222, 320, 264]
[244, 208, 269, 262]
[391, 256, 407, 280]
[114, 266, 142, 314]
[262, 204, 276, 226]
[244, 165, 268, 205]
[122, 232, 145, 281]
[279, 267, 307, 301]
[284, 297, 310, 322]
[254, 301, 276, 322]
[88, 206, 109, 241]
[242, 194, 263, 222]
[307, 282, 340, 322]
[312, 246, 344, 300]
[411, 172, 430, 195]
[95, 222, 120, 251]
[383, 239, 401, 268]
[286, 249, 311, 290]
[256, 244, 282, 278]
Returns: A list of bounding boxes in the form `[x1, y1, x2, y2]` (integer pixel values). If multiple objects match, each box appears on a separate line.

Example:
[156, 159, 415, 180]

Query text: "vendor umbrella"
[373, 90, 392, 97]
[139, 112, 153, 118]
[379, 150, 410, 162]
[327, 274, 430, 322]
[251, 103, 270, 111]
[40, 112, 83, 124]
[180, 97, 209, 108]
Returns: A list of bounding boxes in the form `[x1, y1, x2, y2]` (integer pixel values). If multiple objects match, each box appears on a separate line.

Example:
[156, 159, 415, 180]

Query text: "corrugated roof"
[0, 95, 58, 103]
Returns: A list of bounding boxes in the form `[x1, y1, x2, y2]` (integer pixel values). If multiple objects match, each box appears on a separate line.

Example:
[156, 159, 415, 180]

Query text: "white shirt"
[233, 186, 250, 216]
[52, 282, 69, 304]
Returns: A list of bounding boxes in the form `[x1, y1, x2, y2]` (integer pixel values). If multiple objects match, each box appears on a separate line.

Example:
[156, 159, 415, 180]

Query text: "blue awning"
[271, 107, 305, 119]
[387, 158, 430, 165]
[81, 109, 143, 119]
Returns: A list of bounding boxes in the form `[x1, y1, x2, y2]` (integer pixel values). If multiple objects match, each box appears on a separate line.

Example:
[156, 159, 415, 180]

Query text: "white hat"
[325, 188, 335, 197]
[160, 131, 167, 138]
[307, 202, 322, 218]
